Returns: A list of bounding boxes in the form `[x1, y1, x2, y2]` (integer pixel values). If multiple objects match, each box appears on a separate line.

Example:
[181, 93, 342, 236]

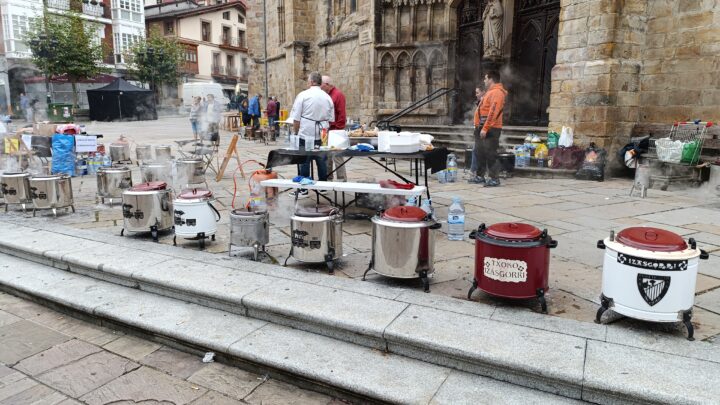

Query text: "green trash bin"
[47, 103, 74, 122]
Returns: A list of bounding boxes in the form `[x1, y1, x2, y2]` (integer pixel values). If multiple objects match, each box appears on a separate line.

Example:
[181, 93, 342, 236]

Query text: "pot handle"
[700, 249, 709, 260]
[208, 202, 221, 222]
[597, 240, 606, 249]
[469, 230, 477, 239]
[547, 239, 558, 249]
[429, 223, 442, 230]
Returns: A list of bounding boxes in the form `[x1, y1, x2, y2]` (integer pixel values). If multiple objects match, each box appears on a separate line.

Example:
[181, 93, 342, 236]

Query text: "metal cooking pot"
[29, 175, 75, 217]
[176, 158, 205, 185]
[141, 162, 172, 184]
[497, 153, 515, 175]
[97, 166, 133, 204]
[109, 143, 131, 162]
[154, 145, 173, 162]
[285, 205, 343, 273]
[1, 172, 32, 212]
[365, 206, 441, 292]
[121, 182, 174, 241]
[136, 145, 153, 163]
[467, 222, 557, 313]
[173, 189, 220, 249]
[229, 209, 270, 261]
[596, 227, 709, 340]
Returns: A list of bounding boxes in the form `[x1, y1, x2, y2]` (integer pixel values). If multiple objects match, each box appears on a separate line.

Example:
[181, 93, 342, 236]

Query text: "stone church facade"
[246, 0, 720, 153]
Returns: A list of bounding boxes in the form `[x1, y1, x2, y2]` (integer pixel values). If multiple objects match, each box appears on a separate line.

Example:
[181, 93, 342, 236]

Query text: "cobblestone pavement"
[4, 117, 720, 341]
[0, 291, 347, 404]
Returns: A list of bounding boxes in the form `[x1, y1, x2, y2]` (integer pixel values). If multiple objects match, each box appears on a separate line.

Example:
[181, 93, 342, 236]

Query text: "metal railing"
[47, 0, 70, 10]
[210, 65, 225, 75]
[218, 36, 246, 48]
[82, 3, 104, 17]
[376, 87, 458, 130]
[225, 66, 237, 77]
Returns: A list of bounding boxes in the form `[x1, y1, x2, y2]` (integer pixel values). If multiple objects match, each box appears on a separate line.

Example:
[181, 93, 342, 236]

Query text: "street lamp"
[29, 34, 59, 105]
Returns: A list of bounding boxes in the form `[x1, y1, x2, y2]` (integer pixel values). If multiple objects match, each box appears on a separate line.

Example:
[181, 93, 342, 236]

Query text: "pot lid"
[130, 181, 167, 191]
[295, 205, 337, 218]
[615, 227, 687, 252]
[178, 188, 212, 199]
[484, 222, 543, 240]
[382, 206, 427, 222]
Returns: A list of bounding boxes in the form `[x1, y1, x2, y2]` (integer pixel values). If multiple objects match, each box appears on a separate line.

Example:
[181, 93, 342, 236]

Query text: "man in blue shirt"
[248, 94, 262, 130]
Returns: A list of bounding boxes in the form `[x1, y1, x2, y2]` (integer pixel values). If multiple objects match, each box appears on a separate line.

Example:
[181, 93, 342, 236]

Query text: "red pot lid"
[383, 206, 428, 222]
[295, 205, 337, 217]
[130, 181, 167, 191]
[615, 227, 687, 252]
[484, 222, 542, 241]
[178, 188, 213, 199]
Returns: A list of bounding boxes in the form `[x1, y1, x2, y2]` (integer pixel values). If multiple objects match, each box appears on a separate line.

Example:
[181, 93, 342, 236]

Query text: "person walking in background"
[320, 76, 347, 181]
[189, 97, 202, 140]
[19, 92, 29, 122]
[27, 99, 38, 124]
[248, 93, 262, 130]
[468, 86, 485, 177]
[469, 70, 506, 187]
[239, 98, 250, 131]
[204, 94, 223, 146]
[266, 95, 278, 138]
[289, 72, 334, 198]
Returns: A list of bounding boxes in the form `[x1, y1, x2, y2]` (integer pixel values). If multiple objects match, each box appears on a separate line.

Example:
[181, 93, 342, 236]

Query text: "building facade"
[145, 0, 249, 101]
[246, 0, 720, 156]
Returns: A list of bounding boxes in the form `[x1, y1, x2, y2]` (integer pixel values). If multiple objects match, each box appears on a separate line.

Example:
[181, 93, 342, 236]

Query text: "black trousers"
[474, 127, 501, 179]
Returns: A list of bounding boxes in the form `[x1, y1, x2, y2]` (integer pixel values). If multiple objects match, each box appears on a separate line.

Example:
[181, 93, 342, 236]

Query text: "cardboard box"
[33, 122, 57, 136]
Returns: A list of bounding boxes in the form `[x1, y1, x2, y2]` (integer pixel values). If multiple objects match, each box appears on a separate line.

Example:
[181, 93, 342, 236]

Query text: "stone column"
[548, 0, 646, 156]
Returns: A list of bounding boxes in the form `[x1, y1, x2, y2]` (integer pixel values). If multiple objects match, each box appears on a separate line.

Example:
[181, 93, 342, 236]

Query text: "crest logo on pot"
[636, 274, 670, 306]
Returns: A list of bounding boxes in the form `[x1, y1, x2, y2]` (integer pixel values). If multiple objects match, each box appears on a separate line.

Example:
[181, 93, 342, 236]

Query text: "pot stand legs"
[362, 259, 374, 281]
[536, 288, 548, 314]
[151, 226, 159, 242]
[467, 278, 478, 300]
[420, 270, 430, 293]
[595, 294, 612, 324]
[173, 232, 214, 249]
[683, 310, 694, 341]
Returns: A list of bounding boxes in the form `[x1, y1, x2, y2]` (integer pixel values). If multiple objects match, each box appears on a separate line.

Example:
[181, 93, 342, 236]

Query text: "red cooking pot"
[468, 222, 558, 313]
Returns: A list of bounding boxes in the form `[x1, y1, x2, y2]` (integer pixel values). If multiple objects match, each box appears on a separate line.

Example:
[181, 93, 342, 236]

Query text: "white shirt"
[289, 85, 334, 141]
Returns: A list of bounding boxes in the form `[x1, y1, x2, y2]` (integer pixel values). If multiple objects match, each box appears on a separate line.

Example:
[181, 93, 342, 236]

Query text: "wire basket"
[655, 138, 683, 164]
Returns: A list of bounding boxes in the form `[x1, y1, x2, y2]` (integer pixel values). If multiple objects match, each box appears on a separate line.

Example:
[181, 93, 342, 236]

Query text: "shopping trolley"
[649, 121, 712, 189]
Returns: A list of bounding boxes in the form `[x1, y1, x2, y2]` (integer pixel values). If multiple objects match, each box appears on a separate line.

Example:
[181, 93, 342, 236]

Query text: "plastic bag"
[534, 143, 549, 158]
[547, 132, 560, 149]
[558, 126, 574, 147]
[575, 143, 607, 181]
[549, 146, 584, 169]
[51, 134, 76, 176]
[681, 140, 700, 164]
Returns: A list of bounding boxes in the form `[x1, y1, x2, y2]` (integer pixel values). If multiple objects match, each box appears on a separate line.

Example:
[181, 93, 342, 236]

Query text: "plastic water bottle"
[87, 154, 98, 175]
[102, 153, 112, 167]
[421, 198, 434, 219]
[447, 197, 465, 241]
[406, 196, 417, 206]
[446, 154, 457, 183]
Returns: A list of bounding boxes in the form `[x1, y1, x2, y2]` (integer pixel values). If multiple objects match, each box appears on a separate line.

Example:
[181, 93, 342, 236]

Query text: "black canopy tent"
[86, 78, 157, 121]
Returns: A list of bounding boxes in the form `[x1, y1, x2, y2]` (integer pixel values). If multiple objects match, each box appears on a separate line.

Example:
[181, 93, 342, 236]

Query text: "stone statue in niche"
[482, 0, 504, 59]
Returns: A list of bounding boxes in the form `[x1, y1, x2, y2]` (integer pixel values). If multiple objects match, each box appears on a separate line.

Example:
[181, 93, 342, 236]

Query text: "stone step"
[0, 254, 578, 405]
[2, 219, 719, 405]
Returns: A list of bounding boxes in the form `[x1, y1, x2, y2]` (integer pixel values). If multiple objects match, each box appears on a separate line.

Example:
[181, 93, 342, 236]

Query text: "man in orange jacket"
[469, 70, 507, 187]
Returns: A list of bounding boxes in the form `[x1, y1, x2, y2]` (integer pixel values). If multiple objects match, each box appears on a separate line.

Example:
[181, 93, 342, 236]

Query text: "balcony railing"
[82, 3, 104, 17]
[218, 36, 246, 49]
[47, 0, 70, 10]
[225, 66, 237, 77]
[211, 65, 225, 75]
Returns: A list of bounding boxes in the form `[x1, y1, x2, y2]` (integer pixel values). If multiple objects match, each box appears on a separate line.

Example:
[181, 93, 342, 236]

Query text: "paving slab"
[605, 325, 720, 364]
[80, 366, 207, 405]
[31, 312, 122, 346]
[394, 289, 495, 319]
[190, 391, 245, 405]
[243, 378, 336, 405]
[140, 346, 207, 380]
[243, 280, 408, 348]
[582, 340, 720, 404]
[228, 324, 452, 405]
[35, 351, 140, 398]
[430, 370, 584, 405]
[384, 305, 586, 398]
[187, 362, 263, 401]
[695, 287, 720, 315]
[0, 384, 68, 405]
[0, 310, 20, 328]
[102, 335, 163, 361]
[0, 371, 39, 402]
[637, 207, 720, 227]
[490, 306, 607, 341]
[14, 339, 102, 376]
[0, 320, 70, 364]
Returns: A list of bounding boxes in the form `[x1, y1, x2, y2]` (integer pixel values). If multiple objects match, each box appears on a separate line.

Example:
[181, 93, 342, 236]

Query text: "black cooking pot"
[498, 153, 515, 173]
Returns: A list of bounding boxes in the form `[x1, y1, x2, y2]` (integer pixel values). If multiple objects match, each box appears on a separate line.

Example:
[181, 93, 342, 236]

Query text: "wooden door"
[453, 0, 486, 124]
[509, 0, 559, 126]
